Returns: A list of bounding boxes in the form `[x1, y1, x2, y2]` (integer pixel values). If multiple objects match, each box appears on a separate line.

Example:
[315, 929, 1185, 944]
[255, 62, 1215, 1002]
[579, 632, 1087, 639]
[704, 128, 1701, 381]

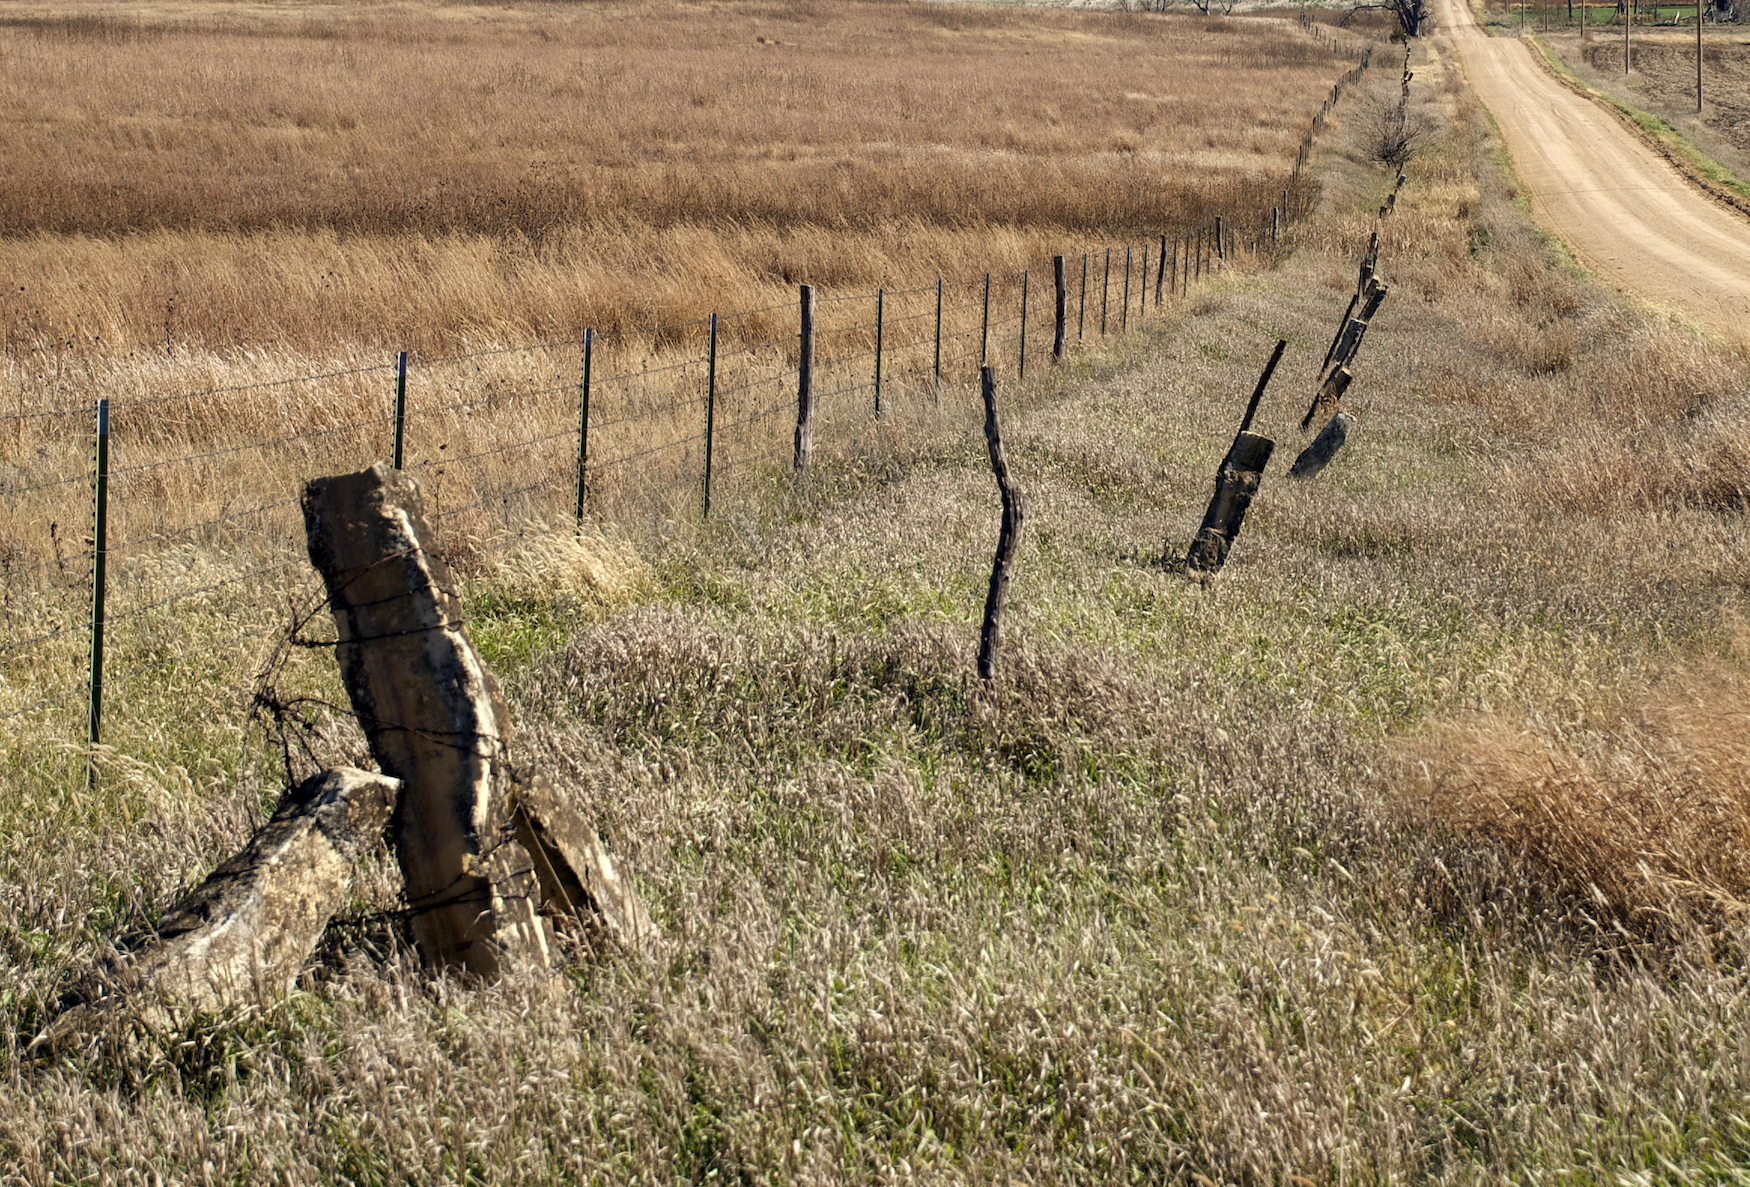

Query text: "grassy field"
[8, 0, 1750, 1182]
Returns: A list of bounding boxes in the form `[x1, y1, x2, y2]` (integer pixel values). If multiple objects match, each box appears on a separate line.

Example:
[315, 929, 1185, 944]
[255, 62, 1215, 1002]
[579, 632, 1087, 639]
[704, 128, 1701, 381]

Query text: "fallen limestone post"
[303, 463, 552, 979]
[977, 367, 1025, 682]
[1289, 411, 1356, 480]
[33, 766, 398, 1050]
[511, 770, 654, 955]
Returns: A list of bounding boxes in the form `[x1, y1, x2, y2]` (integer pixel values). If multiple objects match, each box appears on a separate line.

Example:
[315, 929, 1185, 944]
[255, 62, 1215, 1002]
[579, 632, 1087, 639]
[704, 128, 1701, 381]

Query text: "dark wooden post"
[795, 284, 814, 471]
[977, 367, 1024, 682]
[1101, 248, 1111, 335]
[1156, 233, 1168, 304]
[1052, 255, 1067, 361]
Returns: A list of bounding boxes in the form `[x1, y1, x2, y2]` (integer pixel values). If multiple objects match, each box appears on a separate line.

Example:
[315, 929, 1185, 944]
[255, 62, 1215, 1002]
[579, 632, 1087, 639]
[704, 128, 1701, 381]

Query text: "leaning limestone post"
[512, 770, 654, 954]
[303, 463, 551, 979]
[1184, 432, 1275, 578]
[1289, 411, 1355, 480]
[33, 767, 398, 1049]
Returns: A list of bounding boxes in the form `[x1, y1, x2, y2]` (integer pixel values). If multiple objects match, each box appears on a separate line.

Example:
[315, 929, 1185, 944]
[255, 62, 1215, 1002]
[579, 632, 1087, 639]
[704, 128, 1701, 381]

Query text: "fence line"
[1, 34, 1376, 761]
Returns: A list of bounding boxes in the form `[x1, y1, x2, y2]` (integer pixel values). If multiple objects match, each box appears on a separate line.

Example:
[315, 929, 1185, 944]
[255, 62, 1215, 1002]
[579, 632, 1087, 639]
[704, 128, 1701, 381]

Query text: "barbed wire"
[109, 496, 301, 557]
[414, 337, 580, 369]
[105, 558, 308, 629]
[0, 619, 88, 660]
[0, 681, 87, 725]
[1, 472, 93, 499]
[404, 425, 574, 472]
[105, 361, 394, 415]
[2, 215, 1270, 747]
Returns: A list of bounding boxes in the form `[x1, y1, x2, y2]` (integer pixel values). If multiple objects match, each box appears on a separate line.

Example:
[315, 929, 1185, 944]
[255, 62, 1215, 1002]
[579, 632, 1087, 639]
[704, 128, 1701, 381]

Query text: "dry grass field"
[0, 0, 1342, 366]
[8, 1, 1750, 1183]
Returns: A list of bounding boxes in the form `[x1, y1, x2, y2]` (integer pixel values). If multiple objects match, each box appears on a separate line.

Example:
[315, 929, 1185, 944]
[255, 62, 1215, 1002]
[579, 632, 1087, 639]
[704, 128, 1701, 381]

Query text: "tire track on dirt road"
[1438, 0, 1750, 343]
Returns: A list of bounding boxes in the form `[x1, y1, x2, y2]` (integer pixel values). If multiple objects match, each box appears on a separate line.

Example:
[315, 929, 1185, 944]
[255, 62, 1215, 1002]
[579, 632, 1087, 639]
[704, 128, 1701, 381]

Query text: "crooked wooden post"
[1053, 255, 1067, 361]
[303, 464, 552, 978]
[977, 367, 1024, 682]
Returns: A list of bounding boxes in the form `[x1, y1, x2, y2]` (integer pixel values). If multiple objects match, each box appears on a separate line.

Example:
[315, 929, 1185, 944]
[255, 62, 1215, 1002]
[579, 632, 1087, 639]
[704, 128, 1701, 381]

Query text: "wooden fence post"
[1017, 271, 1028, 383]
[1053, 255, 1067, 361]
[795, 285, 814, 471]
[977, 367, 1024, 683]
[1156, 233, 1168, 305]
[1101, 248, 1111, 335]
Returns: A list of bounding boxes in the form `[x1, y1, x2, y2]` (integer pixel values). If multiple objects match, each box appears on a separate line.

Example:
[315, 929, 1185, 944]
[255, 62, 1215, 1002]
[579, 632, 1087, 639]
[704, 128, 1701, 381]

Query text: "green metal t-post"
[980, 272, 991, 368]
[933, 278, 943, 404]
[88, 399, 109, 779]
[392, 350, 407, 469]
[703, 314, 718, 520]
[575, 328, 592, 529]
[874, 288, 884, 417]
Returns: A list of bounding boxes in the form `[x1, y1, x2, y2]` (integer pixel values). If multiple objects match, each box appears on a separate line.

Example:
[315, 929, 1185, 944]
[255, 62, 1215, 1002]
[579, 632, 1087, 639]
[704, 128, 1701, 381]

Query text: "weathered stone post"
[32, 766, 399, 1049]
[303, 463, 552, 978]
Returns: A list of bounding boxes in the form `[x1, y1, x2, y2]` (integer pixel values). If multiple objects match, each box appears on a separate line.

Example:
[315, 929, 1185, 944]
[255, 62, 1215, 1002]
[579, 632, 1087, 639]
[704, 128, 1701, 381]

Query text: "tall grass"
[0, 0, 1347, 368]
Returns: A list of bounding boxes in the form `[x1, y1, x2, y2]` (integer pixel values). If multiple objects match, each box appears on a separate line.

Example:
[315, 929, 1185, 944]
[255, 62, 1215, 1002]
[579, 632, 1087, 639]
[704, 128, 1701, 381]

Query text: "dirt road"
[1438, 0, 1750, 343]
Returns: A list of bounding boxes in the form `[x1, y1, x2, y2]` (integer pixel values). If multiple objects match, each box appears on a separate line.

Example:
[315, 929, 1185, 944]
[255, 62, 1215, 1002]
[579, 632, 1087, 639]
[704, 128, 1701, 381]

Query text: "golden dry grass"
[1405, 668, 1750, 935]
[0, 0, 1346, 364]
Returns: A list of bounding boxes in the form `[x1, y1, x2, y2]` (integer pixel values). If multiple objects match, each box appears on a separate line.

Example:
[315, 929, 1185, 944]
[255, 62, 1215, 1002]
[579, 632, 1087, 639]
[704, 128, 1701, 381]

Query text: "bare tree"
[1342, 0, 1433, 36]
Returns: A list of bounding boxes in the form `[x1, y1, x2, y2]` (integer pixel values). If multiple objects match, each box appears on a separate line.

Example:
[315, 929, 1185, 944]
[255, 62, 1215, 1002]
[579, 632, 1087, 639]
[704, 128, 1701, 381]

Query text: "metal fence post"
[933, 278, 943, 404]
[874, 288, 884, 417]
[702, 313, 717, 519]
[574, 329, 592, 529]
[1079, 253, 1088, 341]
[88, 398, 109, 784]
[796, 285, 814, 470]
[1101, 248, 1111, 336]
[980, 272, 991, 368]
[392, 351, 407, 469]
[1018, 270, 1028, 383]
